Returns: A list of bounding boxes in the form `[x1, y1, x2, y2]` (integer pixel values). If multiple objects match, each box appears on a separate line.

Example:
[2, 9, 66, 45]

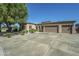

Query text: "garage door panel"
[62, 26, 71, 33]
[45, 26, 58, 32]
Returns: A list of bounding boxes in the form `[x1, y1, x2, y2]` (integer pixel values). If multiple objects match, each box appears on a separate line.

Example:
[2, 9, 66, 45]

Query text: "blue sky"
[27, 3, 79, 24]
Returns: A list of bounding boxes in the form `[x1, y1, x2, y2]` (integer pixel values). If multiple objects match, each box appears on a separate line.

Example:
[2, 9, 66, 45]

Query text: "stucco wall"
[24, 24, 36, 30]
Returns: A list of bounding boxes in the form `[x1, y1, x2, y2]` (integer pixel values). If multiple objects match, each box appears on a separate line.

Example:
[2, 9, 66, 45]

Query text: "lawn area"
[1, 28, 8, 32]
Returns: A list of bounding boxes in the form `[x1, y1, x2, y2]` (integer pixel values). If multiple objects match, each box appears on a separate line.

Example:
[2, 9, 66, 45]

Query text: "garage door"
[45, 26, 58, 33]
[62, 25, 72, 33]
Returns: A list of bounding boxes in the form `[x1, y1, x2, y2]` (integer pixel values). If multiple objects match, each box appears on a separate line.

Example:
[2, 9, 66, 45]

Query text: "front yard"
[0, 33, 79, 56]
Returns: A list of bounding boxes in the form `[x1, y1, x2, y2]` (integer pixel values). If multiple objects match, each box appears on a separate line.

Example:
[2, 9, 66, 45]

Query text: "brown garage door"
[62, 25, 72, 33]
[45, 26, 58, 33]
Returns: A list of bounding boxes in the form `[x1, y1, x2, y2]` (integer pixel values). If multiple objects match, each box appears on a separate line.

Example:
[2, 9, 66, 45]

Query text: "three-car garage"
[37, 21, 76, 34]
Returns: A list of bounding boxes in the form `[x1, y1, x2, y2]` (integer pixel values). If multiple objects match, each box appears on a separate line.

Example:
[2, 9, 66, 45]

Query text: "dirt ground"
[0, 33, 79, 56]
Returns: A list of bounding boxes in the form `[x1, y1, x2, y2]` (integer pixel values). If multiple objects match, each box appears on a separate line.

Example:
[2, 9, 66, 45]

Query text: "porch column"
[59, 25, 62, 33]
[72, 24, 76, 33]
[39, 25, 41, 32]
[43, 26, 45, 32]
[37, 25, 39, 32]
[27, 24, 29, 33]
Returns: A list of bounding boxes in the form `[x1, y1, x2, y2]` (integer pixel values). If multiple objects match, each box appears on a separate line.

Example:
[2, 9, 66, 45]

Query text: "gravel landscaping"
[0, 33, 79, 56]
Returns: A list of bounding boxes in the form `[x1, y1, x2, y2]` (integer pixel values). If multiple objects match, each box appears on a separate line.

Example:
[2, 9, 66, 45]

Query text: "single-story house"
[24, 21, 76, 34]
[75, 24, 79, 33]
[36, 21, 76, 34]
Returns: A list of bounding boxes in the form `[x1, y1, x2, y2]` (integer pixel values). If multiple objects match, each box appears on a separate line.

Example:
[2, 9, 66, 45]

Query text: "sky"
[27, 3, 79, 24]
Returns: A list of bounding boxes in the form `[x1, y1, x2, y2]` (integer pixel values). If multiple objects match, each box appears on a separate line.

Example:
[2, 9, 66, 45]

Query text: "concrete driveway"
[0, 33, 79, 56]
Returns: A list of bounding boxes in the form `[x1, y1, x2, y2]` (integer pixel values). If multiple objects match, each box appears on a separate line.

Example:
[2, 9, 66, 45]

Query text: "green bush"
[21, 30, 25, 35]
[26, 30, 28, 33]
[29, 29, 37, 33]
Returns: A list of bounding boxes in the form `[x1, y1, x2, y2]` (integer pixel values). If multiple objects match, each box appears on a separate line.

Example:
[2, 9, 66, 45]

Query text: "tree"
[0, 3, 28, 32]
[0, 4, 6, 32]
[0, 16, 3, 32]
[14, 4, 28, 31]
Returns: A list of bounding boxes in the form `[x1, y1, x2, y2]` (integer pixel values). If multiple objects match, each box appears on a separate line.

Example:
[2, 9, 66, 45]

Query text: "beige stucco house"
[24, 21, 76, 34]
[24, 23, 36, 31]
[36, 21, 76, 34]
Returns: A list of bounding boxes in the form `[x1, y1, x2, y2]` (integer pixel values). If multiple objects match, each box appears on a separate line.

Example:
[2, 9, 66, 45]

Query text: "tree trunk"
[19, 23, 24, 31]
[6, 22, 12, 32]
[0, 23, 1, 32]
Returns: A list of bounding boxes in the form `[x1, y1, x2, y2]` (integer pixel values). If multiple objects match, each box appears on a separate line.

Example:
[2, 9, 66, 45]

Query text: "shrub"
[26, 30, 28, 33]
[29, 29, 37, 33]
[21, 30, 26, 35]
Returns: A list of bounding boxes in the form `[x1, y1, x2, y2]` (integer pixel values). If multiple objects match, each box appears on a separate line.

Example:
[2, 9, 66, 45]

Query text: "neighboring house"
[36, 21, 76, 34]
[75, 24, 79, 33]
